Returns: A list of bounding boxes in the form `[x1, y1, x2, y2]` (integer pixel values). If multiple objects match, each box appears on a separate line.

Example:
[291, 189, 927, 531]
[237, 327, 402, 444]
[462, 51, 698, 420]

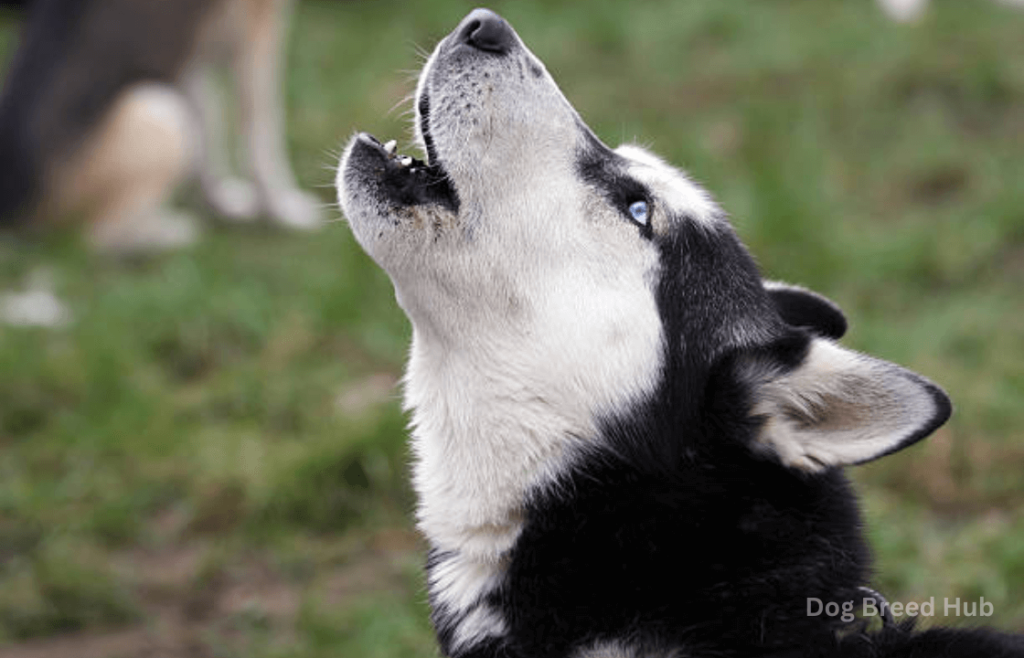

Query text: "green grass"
[1, 0, 1024, 654]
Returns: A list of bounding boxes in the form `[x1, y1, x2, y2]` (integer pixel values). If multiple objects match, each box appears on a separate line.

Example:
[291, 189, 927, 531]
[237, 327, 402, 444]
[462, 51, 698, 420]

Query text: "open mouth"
[349, 90, 459, 214]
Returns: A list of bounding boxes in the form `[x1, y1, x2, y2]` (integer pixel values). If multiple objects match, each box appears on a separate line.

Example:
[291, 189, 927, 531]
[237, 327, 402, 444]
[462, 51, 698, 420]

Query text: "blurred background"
[0, 0, 1022, 656]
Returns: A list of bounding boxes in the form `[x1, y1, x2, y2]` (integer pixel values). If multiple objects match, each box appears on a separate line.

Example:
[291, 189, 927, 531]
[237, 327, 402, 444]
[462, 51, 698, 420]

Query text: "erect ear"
[764, 281, 847, 340]
[744, 337, 951, 472]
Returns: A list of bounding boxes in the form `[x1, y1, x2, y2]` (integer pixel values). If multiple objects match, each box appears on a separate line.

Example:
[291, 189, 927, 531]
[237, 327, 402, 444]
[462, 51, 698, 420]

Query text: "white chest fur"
[403, 262, 664, 562]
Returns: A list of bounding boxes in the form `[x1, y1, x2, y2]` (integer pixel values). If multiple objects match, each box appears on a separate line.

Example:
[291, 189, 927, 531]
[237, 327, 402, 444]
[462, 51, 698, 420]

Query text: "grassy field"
[1, 0, 1023, 656]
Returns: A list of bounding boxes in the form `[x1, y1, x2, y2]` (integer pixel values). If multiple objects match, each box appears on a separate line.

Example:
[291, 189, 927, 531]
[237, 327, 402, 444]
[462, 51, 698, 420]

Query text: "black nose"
[455, 8, 514, 54]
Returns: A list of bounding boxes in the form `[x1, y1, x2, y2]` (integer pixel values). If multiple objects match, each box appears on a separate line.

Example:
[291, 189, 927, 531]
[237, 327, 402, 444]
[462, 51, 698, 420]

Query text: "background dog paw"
[263, 188, 323, 231]
[203, 177, 261, 223]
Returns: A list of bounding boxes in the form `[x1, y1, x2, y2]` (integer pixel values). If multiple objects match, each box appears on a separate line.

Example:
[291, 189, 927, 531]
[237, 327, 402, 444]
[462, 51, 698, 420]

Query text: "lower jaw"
[350, 133, 459, 213]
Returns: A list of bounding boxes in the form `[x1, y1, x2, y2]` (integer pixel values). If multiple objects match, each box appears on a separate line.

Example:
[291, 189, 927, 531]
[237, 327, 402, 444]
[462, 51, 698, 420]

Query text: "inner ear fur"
[743, 336, 951, 472]
[765, 280, 847, 340]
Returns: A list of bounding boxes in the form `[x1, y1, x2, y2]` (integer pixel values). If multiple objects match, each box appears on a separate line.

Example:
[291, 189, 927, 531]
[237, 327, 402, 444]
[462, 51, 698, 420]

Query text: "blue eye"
[628, 200, 649, 226]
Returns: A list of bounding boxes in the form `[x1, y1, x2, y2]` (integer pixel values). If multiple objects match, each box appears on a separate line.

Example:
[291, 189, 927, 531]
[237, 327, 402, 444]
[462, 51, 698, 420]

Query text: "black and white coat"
[338, 9, 1024, 658]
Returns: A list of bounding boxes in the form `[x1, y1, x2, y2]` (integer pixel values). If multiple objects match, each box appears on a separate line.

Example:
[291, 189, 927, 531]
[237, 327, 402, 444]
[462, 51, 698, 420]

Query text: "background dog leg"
[235, 0, 321, 230]
[185, 68, 261, 223]
[62, 84, 200, 254]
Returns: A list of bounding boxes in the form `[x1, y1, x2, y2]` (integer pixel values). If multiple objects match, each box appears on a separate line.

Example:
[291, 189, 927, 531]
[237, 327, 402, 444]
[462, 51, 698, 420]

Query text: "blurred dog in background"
[0, 0, 321, 253]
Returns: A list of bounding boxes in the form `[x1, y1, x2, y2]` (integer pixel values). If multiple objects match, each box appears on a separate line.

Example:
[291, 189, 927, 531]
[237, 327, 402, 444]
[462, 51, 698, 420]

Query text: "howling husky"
[338, 9, 1024, 658]
[0, 0, 320, 252]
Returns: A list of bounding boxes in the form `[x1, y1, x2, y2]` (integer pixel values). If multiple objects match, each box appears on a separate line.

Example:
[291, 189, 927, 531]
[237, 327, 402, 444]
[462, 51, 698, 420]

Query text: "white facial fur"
[615, 144, 720, 231]
[337, 14, 721, 651]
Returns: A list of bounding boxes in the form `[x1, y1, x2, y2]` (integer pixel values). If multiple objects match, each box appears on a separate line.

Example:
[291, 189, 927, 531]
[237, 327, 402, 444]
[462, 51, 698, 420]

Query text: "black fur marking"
[576, 128, 654, 239]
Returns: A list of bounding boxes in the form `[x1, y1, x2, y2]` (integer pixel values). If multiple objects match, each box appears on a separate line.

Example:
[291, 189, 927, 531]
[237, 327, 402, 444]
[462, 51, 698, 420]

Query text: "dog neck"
[404, 328, 600, 654]
[399, 257, 665, 557]
[404, 329, 585, 562]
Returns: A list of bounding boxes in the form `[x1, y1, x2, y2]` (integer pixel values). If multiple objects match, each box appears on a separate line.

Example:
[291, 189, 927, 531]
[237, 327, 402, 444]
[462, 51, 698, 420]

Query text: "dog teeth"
[399, 156, 413, 167]
[383, 140, 397, 154]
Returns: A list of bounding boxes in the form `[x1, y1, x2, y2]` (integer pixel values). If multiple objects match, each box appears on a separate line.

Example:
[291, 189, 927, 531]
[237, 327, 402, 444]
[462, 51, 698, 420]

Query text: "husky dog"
[0, 0, 320, 252]
[339, 9, 1024, 658]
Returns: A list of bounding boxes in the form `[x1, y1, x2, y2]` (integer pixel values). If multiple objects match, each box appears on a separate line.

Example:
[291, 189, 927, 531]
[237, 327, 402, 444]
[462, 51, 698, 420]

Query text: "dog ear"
[765, 281, 847, 340]
[744, 337, 951, 472]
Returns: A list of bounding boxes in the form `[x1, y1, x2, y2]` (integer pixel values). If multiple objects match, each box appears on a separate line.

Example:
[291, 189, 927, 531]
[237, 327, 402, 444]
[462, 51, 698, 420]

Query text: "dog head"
[338, 9, 949, 491]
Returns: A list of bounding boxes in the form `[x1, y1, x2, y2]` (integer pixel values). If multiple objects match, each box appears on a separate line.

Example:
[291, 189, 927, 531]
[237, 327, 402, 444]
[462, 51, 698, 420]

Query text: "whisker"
[409, 41, 431, 63]
[389, 92, 417, 117]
